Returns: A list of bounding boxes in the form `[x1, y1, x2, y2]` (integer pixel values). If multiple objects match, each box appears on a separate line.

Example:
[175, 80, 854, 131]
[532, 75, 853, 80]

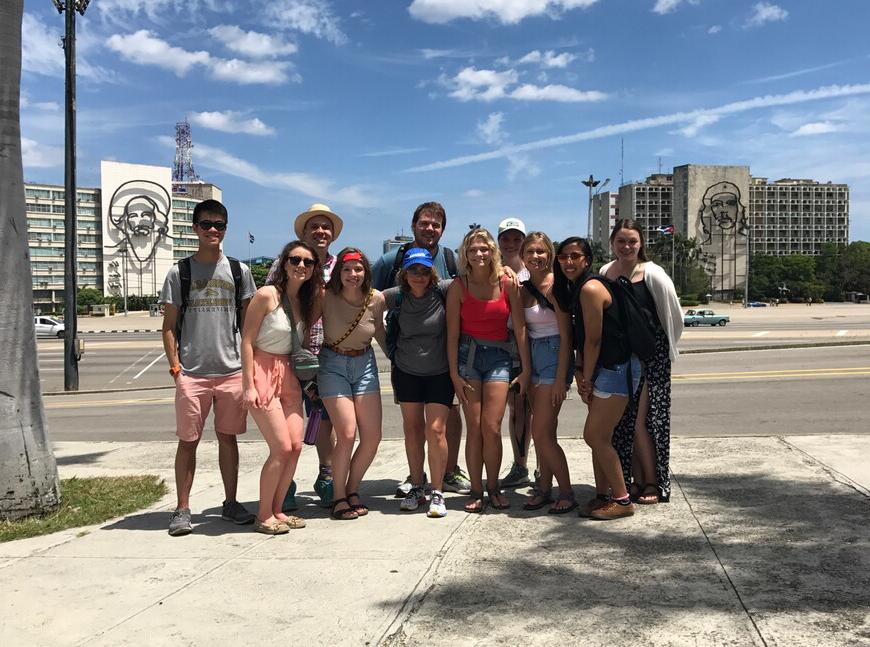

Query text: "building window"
[25, 188, 52, 199]
[26, 203, 52, 213]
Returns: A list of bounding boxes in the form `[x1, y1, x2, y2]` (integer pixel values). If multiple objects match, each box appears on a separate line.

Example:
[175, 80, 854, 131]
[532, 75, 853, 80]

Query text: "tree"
[0, 1, 61, 520]
[250, 262, 273, 288]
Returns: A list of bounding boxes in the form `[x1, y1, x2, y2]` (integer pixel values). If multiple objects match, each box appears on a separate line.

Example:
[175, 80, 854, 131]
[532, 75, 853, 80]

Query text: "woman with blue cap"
[383, 248, 455, 518]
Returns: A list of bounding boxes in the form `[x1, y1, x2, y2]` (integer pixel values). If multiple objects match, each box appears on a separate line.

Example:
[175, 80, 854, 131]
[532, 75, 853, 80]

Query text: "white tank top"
[254, 305, 299, 355]
[524, 303, 559, 339]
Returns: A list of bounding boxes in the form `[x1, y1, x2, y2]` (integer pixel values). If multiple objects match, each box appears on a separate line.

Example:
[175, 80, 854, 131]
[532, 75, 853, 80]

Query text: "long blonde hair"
[520, 231, 556, 273]
[458, 228, 502, 285]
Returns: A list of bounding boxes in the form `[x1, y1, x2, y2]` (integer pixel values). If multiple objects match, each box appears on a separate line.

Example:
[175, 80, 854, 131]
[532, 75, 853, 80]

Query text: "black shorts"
[391, 366, 455, 407]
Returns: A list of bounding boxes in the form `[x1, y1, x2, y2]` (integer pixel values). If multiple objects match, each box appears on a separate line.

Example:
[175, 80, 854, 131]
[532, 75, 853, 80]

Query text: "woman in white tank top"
[241, 241, 322, 534]
[518, 232, 576, 514]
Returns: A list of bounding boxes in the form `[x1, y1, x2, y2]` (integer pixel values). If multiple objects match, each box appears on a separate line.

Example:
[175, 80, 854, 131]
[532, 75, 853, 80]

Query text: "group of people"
[159, 198, 682, 536]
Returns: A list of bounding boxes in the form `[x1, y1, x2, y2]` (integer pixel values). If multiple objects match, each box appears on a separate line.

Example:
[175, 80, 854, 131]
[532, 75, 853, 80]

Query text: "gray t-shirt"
[159, 256, 256, 377]
[383, 279, 452, 376]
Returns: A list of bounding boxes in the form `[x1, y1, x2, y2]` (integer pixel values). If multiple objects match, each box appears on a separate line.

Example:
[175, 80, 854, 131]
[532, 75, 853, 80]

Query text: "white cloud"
[21, 138, 64, 169]
[463, 189, 484, 198]
[790, 122, 840, 137]
[510, 84, 606, 102]
[477, 112, 506, 145]
[441, 66, 605, 103]
[188, 111, 276, 136]
[409, 0, 600, 25]
[105, 31, 297, 84]
[673, 114, 720, 137]
[358, 147, 428, 158]
[652, 0, 683, 14]
[708, 25, 722, 34]
[406, 82, 870, 173]
[208, 25, 298, 58]
[475, 112, 538, 180]
[21, 13, 113, 82]
[745, 2, 788, 28]
[745, 60, 849, 84]
[517, 50, 576, 68]
[263, 0, 347, 44]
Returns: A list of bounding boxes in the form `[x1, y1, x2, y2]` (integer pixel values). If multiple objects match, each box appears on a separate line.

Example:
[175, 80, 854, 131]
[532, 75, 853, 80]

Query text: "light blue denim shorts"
[458, 339, 511, 383]
[529, 334, 573, 386]
[318, 347, 380, 399]
[592, 355, 642, 398]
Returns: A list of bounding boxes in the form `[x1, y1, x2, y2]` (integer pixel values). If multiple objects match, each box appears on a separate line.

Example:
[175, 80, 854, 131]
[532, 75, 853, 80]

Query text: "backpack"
[521, 279, 554, 311]
[387, 242, 457, 288]
[385, 285, 446, 362]
[177, 256, 243, 341]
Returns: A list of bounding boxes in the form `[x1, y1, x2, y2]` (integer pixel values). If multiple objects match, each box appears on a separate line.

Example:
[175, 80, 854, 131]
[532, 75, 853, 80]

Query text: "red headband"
[341, 251, 362, 262]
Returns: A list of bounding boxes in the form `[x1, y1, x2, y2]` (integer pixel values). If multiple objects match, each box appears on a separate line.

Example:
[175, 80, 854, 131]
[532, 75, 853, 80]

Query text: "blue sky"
[20, 0, 870, 259]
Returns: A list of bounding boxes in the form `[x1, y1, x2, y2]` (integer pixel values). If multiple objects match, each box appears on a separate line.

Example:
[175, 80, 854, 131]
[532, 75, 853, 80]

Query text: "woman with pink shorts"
[241, 241, 322, 534]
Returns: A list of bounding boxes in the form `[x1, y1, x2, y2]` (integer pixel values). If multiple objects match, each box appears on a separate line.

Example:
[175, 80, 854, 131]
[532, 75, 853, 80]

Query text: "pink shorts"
[175, 372, 247, 442]
[252, 349, 302, 413]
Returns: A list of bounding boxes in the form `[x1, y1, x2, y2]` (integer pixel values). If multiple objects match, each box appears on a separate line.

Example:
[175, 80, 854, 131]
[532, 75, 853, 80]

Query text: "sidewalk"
[2, 435, 868, 646]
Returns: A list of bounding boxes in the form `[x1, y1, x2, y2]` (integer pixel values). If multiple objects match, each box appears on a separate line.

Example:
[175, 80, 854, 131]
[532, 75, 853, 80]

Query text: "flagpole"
[248, 232, 252, 265]
[671, 232, 675, 278]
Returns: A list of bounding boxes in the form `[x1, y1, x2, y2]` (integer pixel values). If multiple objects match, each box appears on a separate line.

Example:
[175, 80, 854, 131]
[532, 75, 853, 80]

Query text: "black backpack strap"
[227, 257, 243, 334]
[176, 256, 192, 340]
[521, 279, 554, 311]
[387, 242, 413, 288]
[443, 247, 458, 278]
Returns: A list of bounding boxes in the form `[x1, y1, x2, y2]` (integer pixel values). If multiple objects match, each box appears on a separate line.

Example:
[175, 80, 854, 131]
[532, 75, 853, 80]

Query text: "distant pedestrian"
[159, 199, 257, 536]
[241, 241, 322, 534]
[601, 220, 683, 504]
[319, 248, 387, 520]
[447, 228, 531, 513]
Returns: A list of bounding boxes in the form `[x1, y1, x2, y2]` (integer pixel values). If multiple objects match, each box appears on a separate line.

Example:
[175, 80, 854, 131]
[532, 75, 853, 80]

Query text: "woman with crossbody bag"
[241, 241, 322, 534]
[319, 248, 388, 520]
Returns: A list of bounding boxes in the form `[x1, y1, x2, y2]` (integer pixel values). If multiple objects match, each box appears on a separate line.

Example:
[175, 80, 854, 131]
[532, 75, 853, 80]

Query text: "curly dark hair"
[552, 236, 593, 313]
[325, 247, 372, 295]
[270, 240, 321, 333]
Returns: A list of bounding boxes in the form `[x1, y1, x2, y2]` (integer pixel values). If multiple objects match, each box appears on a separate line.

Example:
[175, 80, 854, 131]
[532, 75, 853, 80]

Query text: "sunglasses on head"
[197, 219, 227, 231]
[287, 255, 316, 268]
[556, 252, 586, 262]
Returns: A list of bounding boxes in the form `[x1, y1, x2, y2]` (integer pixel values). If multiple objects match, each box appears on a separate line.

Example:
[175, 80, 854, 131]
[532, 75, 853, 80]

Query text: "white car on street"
[34, 316, 65, 338]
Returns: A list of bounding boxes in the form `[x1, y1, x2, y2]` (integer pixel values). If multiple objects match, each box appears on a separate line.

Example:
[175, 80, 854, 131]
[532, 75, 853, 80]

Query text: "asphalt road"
[42, 345, 869, 442]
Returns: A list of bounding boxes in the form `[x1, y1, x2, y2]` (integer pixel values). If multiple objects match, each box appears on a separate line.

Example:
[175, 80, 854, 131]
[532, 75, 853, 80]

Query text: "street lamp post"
[53, 0, 90, 391]
[582, 175, 610, 241]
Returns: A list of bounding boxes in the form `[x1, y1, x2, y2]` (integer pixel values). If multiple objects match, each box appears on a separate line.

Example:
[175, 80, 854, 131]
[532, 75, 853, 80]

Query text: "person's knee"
[177, 438, 200, 456]
[215, 432, 238, 448]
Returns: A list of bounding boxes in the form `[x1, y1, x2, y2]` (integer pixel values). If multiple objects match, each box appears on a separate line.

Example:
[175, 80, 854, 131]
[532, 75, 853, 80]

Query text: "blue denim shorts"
[317, 347, 380, 399]
[458, 339, 511, 383]
[592, 355, 642, 398]
[529, 334, 573, 386]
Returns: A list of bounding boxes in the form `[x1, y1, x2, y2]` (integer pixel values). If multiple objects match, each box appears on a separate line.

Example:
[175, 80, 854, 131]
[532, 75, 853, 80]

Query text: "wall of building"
[591, 191, 619, 251]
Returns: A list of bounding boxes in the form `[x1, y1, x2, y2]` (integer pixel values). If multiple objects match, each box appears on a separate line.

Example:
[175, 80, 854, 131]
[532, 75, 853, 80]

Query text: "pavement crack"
[775, 436, 870, 497]
[671, 470, 770, 647]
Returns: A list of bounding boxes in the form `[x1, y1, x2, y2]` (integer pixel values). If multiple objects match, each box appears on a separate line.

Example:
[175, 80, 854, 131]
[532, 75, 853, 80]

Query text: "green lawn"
[0, 475, 167, 542]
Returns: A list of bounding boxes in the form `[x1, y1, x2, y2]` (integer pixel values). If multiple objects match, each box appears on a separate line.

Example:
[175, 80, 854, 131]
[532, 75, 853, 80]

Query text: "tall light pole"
[53, 0, 90, 391]
[582, 175, 610, 241]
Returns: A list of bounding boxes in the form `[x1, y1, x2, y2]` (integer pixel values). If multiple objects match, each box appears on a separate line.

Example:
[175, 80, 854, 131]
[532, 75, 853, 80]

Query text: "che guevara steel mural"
[695, 180, 749, 296]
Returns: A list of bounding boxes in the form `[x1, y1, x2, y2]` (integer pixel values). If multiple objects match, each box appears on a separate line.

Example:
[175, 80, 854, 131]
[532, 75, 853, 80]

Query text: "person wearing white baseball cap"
[266, 202, 344, 512]
[497, 218, 534, 491]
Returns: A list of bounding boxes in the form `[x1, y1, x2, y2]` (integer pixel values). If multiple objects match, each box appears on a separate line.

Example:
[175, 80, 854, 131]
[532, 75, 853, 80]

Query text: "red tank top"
[459, 277, 511, 341]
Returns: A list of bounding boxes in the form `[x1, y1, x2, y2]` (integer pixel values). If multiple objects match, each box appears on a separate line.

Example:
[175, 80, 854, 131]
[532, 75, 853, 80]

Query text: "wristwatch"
[169, 365, 182, 378]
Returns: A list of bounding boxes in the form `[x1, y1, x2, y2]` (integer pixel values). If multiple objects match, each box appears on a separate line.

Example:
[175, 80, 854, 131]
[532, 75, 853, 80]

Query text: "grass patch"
[0, 475, 167, 543]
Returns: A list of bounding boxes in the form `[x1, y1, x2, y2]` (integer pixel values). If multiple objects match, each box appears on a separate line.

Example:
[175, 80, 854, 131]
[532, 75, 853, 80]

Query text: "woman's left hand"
[511, 369, 531, 397]
[551, 383, 567, 407]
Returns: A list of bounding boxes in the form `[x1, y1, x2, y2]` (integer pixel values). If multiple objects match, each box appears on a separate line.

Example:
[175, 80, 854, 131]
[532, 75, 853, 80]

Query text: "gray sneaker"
[168, 508, 192, 536]
[500, 463, 530, 488]
[443, 466, 471, 494]
[396, 473, 427, 498]
[221, 500, 255, 525]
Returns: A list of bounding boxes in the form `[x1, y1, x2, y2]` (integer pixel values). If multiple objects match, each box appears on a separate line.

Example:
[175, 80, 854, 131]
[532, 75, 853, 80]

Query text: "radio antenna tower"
[172, 119, 200, 183]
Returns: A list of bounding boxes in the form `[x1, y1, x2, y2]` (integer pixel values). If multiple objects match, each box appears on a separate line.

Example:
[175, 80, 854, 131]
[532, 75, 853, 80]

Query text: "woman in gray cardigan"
[600, 219, 683, 502]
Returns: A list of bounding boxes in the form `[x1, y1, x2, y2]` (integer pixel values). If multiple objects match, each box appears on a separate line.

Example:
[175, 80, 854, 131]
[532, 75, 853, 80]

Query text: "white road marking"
[836, 330, 848, 337]
[130, 352, 166, 381]
[108, 350, 155, 384]
[752, 331, 770, 337]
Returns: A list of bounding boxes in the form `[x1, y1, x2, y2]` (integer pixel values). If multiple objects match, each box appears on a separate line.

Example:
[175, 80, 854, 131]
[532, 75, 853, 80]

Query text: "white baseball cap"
[497, 217, 527, 237]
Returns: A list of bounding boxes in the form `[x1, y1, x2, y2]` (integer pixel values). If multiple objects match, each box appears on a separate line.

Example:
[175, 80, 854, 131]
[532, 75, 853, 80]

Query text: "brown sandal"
[347, 492, 369, 516]
[637, 484, 660, 505]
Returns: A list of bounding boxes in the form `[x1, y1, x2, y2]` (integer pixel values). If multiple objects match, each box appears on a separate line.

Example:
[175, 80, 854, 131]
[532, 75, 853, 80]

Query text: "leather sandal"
[347, 492, 369, 516]
[523, 489, 554, 511]
[279, 515, 306, 529]
[331, 498, 359, 520]
[464, 491, 486, 513]
[487, 489, 510, 510]
[637, 484, 660, 505]
[548, 493, 578, 515]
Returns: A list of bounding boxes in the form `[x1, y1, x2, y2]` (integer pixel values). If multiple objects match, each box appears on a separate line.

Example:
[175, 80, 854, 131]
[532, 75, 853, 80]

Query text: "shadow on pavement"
[55, 451, 112, 466]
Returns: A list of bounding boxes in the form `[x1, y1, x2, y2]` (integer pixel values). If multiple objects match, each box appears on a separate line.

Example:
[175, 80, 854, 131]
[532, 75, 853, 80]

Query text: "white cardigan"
[600, 260, 684, 363]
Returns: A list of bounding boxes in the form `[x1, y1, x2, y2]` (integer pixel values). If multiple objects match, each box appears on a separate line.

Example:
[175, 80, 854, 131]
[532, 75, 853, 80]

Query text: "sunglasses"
[287, 255, 316, 268]
[406, 266, 430, 276]
[196, 220, 227, 231]
[556, 252, 587, 262]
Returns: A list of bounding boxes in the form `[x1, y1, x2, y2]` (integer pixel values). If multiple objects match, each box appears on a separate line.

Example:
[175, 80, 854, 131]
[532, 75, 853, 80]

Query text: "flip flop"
[548, 495, 579, 515]
[523, 490, 554, 511]
[487, 489, 510, 510]
[464, 491, 486, 513]
[637, 485, 659, 505]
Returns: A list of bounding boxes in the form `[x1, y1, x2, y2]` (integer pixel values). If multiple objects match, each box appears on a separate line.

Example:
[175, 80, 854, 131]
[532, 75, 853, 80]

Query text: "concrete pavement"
[2, 435, 869, 646]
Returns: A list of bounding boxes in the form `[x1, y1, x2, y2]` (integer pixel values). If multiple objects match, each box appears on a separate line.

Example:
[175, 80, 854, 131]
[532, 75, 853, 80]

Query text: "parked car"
[683, 309, 730, 327]
[34, 316, 65, 338]
[747, 301, 768, 307]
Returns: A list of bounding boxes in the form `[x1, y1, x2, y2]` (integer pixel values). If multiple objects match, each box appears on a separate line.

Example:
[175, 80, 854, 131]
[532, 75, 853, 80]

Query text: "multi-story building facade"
[591, 190, 619, 251]
[616, 173, 674, 232]
[749, 177, 849, 256]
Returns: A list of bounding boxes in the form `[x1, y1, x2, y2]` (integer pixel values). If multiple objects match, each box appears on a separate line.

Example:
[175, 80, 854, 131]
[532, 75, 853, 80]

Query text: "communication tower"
[172, 119, 200, 184]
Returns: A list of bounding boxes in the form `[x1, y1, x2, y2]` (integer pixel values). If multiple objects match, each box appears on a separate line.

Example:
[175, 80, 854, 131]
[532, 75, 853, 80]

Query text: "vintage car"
[683, 309, 730, 326]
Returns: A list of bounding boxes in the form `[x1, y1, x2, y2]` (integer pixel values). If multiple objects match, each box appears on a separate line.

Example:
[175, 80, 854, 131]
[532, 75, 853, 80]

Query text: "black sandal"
[331, 498, 358, 520]
[523, 489, 554, 511]
[464, 491, 486, 513]
[548, 493, 578, 515]
[487, 489, 510, 510]
[347, 492, 369, 516]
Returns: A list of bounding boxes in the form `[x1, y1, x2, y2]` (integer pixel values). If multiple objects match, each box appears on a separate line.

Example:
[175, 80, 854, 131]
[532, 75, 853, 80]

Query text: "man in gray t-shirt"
[159, 199, 257, 537]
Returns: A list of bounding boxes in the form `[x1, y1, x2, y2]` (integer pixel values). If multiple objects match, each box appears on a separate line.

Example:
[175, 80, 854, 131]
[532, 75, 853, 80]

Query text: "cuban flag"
[657, 224, 675, 235]
[248, 232, 255, 244]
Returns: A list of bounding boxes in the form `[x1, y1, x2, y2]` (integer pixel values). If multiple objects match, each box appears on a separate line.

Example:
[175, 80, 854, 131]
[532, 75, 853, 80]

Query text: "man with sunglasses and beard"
[160, 199, 257, 536]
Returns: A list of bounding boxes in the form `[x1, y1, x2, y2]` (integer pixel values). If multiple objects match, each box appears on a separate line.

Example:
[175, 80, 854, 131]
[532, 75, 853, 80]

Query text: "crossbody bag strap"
[281, 290, 303, 353]
[331, 289, 372, 348]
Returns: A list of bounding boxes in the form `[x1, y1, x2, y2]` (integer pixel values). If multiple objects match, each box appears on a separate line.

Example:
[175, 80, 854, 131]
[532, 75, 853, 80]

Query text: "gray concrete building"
[591, 190, 619, 251]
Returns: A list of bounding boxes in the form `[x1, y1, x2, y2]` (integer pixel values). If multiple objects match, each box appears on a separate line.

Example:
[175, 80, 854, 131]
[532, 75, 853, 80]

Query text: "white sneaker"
[400, 486, 427, 512]
[427, 491, 447, 518]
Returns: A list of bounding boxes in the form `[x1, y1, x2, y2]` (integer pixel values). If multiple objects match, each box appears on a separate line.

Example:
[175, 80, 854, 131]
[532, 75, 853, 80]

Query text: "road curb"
[78, 330, 160, 334]
[680, 340, 870, 354]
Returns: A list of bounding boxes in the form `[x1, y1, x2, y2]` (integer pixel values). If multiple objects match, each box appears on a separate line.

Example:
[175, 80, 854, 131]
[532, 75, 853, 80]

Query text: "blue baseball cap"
[402, 247, 434, 269]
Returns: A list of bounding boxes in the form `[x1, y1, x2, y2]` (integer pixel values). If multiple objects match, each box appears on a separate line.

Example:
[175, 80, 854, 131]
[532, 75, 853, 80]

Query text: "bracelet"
[169, 365, 182, 377]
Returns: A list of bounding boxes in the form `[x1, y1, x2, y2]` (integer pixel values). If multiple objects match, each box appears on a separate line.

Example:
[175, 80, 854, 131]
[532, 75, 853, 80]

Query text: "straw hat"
[294, 203, 343, 240]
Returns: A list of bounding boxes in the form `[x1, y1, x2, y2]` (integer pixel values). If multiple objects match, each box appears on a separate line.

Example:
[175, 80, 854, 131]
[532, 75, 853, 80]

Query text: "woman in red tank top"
[446, 228, 531, 512]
